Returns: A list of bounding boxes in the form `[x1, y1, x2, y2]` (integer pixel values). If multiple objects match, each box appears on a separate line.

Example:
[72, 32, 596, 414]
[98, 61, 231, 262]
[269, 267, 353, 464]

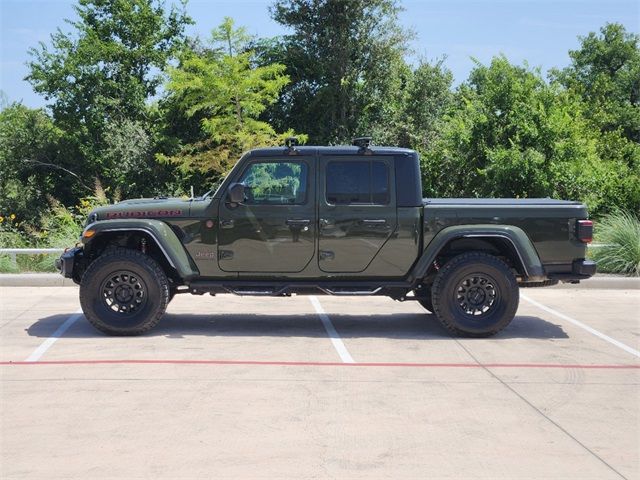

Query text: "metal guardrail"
[0, 248, 65, 268]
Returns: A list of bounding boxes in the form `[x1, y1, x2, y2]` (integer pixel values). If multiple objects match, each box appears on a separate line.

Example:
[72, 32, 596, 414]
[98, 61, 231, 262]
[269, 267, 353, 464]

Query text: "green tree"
[26, 0, 192, 196]
[267, 0, 413, 144]
[553, 23, 640, 143]
[422, 56, 632, 215]
[551, 23, 640, 214]
[363, 58, 453, 150]
[404, 59, 454, 149]
[161, 17, 302, 178]
[0, 104, 70, 224]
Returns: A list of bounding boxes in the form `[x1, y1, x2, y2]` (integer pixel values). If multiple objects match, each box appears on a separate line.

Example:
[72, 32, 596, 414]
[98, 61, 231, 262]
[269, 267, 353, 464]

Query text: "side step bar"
[186, 280, 413, 298]
[322, 287, 382, 296]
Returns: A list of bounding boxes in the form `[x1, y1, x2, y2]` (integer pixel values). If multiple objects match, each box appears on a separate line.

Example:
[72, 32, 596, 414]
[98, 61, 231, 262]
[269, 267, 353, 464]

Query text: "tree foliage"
[26, 0, 192, 197]
[550, 23, 640, 214]
[0, 104, 66, 222]
[420, 56, 636, 216]
[28, 0, 191, 128]
[424, 57, 597, 202]
[160, 17, 302, 177]
[267, 0, 413, 144]
[553, 23, 640, 143]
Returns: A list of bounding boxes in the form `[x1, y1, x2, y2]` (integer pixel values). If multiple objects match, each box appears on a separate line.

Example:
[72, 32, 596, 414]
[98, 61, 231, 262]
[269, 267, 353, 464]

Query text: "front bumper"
[55, 247, 83, 281]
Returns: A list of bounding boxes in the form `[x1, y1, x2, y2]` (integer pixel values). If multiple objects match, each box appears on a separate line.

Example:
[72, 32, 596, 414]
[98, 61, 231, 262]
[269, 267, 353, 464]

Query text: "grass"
[590, 211, 640, 276]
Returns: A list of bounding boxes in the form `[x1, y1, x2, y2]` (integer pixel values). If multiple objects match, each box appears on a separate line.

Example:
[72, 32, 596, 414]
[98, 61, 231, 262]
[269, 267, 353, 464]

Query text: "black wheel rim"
[455, 273, 499, 317]
[100, 270, 148, 315]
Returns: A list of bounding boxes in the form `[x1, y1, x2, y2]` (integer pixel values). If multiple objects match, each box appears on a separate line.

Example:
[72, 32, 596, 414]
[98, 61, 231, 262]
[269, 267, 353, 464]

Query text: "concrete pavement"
[1, 286, 638, 479]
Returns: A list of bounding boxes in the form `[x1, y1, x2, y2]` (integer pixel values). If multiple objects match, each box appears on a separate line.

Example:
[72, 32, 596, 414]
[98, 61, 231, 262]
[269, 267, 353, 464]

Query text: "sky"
[0, 0, 638, 108]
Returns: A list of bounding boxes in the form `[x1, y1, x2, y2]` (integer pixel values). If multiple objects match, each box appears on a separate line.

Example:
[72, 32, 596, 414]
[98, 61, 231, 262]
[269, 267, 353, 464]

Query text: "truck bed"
[423, 198, 583, 206]
[422, 197, 589, 268]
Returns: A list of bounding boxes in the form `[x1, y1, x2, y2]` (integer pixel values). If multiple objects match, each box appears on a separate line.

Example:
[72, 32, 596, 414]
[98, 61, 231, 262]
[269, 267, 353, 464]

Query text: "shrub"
[0, 184, 110, 272]
[0, 214, 27, 272]
[591, 211, 640, 276]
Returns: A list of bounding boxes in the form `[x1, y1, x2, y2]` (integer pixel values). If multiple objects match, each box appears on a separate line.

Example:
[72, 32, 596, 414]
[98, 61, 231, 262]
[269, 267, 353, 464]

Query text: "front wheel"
[79, 248, 169, 335]
[431, 252, 519, 337]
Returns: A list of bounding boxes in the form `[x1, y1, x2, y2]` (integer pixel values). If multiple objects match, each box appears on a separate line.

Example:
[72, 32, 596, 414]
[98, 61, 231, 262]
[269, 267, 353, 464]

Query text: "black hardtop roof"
[245, 145, 416, 158]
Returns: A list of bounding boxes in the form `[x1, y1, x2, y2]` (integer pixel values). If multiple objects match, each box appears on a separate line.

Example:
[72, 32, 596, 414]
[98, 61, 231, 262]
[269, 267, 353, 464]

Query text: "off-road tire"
[432, 252, 519, 337]
[79, 247, 169, 335]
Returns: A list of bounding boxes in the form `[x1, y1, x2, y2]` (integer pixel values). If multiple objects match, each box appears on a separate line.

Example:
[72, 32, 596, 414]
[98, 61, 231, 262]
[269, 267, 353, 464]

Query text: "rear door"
[318, 156, 397, 273]
[217, 158, 315, 272]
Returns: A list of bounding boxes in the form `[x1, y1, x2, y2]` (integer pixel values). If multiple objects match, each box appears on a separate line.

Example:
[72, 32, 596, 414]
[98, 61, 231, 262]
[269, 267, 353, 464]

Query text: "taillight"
[576, 219, 593, 243]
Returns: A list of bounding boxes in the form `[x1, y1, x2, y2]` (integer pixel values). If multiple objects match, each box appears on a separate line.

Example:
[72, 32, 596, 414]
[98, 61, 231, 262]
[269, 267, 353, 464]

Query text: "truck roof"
[245, 146, 417, 157]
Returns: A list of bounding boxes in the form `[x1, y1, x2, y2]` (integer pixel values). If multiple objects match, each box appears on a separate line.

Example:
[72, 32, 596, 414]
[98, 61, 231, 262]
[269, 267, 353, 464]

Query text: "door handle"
[220, 219, 234, 228]
[285, 219, 311, 226]
[319, 250, 335, 260]
[319, 218, 333, 227]
[362, 219, 387, 225]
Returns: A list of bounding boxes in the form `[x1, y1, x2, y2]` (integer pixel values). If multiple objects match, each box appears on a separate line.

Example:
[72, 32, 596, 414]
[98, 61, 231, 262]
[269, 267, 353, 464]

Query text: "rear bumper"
[55, 247, 83, 282]
[573, 259, 597, 277]
[548, 259, 597, 283]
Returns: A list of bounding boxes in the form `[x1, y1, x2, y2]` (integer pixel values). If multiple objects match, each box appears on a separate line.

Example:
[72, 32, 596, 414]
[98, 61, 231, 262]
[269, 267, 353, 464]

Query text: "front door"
[218, 158, 315, 272]
[318, 156, 397, 273]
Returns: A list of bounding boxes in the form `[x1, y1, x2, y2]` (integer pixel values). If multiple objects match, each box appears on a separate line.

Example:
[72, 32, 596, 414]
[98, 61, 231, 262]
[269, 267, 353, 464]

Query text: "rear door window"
[326, 160, 389, 205]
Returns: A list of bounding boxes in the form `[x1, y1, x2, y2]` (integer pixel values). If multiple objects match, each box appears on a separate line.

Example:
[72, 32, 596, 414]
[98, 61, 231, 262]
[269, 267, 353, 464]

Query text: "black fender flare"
[81, 219, 199, 281]
[409, 224, 545, 282]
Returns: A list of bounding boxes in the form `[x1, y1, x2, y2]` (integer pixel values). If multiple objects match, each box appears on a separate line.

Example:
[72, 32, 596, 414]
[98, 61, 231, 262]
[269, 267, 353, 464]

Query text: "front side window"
[238, 161, 308, 205]
[326, 160, 389, 205]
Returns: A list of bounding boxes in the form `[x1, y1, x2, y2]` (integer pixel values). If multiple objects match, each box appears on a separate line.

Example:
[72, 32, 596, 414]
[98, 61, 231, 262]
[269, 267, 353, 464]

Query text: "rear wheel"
[431, 252, 519, 337]
[79, 248, 169, 335]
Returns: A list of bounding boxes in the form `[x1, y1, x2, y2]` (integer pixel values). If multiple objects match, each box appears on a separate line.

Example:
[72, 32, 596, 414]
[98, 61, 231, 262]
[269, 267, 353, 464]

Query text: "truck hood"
[89, 197, 193, 221]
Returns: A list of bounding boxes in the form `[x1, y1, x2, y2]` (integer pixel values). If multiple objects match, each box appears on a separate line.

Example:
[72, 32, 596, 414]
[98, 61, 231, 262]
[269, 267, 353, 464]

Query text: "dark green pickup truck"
[57, 139, 596, 337]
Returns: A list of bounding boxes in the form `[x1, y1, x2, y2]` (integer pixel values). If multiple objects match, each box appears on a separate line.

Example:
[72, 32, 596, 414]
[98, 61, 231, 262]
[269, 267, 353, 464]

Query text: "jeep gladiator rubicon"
[57, 138, 596, 337]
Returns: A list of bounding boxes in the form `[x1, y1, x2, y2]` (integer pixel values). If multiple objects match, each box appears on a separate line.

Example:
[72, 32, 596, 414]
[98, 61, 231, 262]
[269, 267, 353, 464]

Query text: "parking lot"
[1, 285, 638, 479]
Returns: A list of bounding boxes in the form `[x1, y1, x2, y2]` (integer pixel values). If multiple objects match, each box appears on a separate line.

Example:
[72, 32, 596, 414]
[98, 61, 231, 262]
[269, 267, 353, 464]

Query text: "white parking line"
[521, 293, 640, 358]
[25, 310, 83, 362]
[309, 296, 355, 363]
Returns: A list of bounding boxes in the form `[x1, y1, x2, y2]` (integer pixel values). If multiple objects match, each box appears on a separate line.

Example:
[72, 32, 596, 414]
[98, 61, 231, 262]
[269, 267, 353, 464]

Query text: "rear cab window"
[326, 160, 389, 205]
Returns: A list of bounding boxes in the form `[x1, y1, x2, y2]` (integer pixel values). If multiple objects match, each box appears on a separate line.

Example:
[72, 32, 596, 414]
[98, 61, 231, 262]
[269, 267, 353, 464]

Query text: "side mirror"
[227, 182, 246, 204]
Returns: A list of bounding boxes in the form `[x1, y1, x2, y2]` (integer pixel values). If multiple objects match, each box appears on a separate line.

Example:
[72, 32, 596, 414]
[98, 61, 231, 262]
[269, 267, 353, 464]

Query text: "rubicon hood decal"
[105, 209, 184, 219]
